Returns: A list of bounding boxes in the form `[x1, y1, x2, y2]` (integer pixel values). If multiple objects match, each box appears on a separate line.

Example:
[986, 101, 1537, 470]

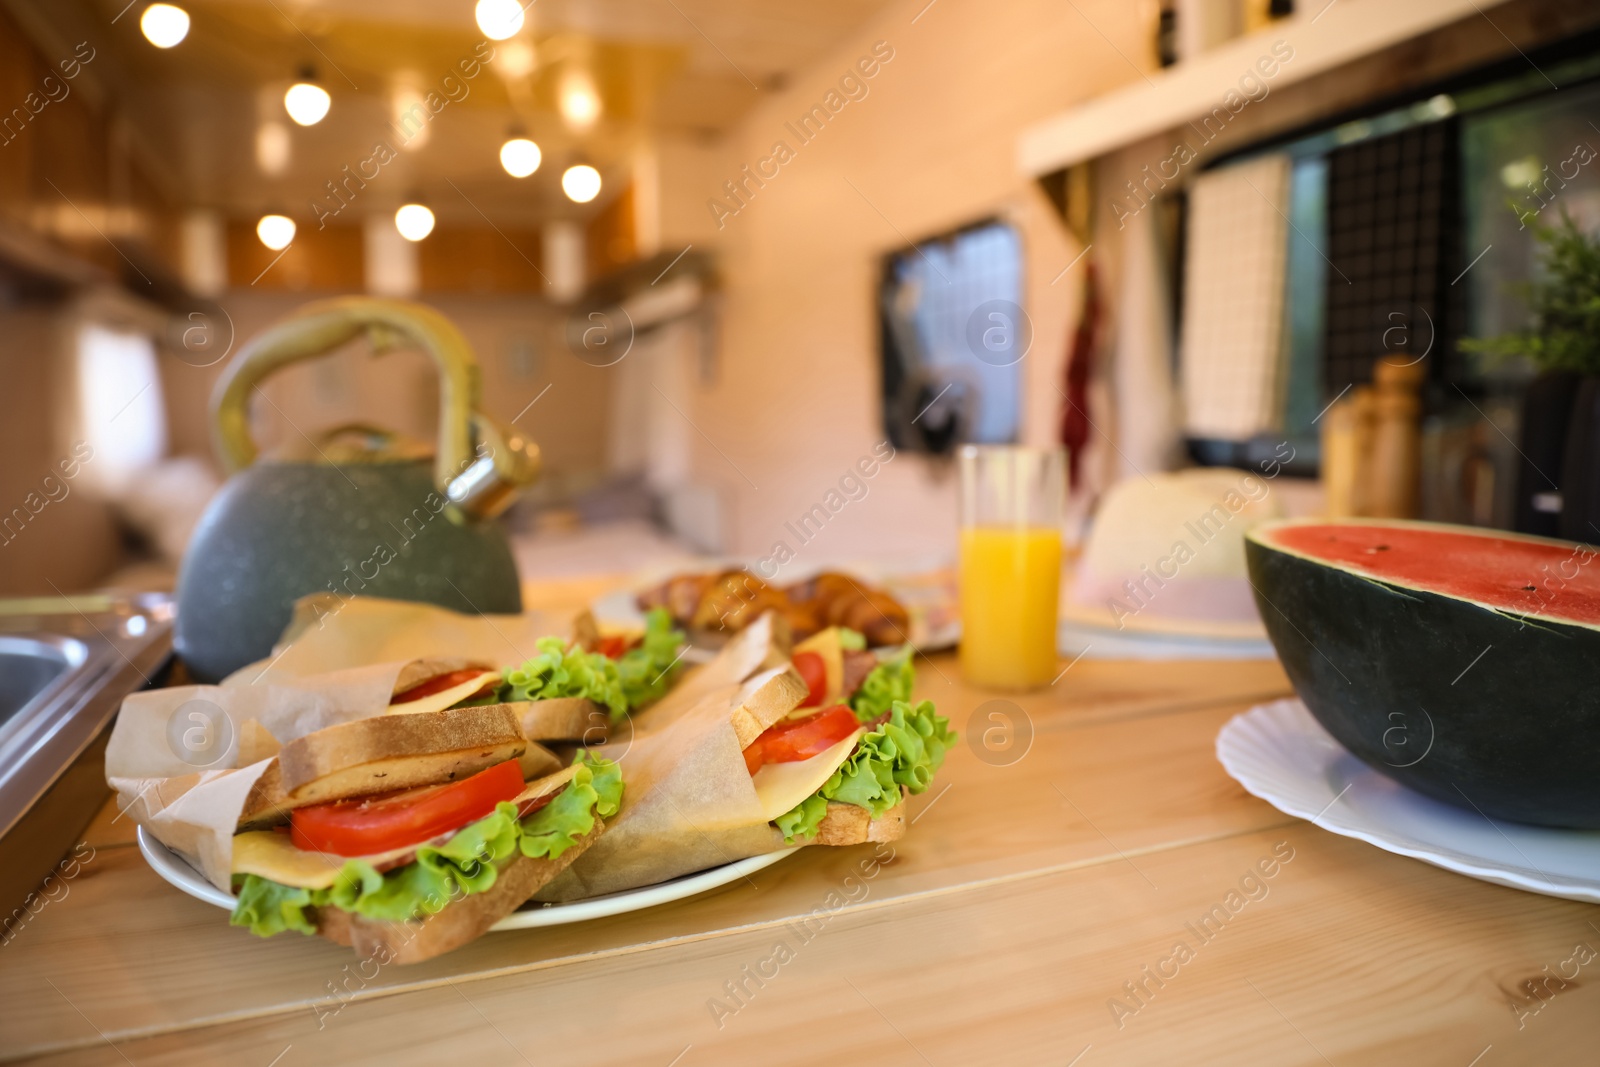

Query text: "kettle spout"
[447, 415, 540, 520]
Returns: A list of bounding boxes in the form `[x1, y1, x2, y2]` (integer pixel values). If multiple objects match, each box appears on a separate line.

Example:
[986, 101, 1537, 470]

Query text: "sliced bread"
[810, 795, 907, 847]
[238, 704, 526, 830]
[729, 666, 811, 750]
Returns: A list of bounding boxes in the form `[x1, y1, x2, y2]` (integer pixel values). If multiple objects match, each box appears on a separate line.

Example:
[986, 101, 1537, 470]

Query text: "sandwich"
[381, 608, 689, 756]
[742, 627, 953, 845]
[637, 569, 910, 648]
[532, 618, 948, 904]
[228, 702, 622, 962]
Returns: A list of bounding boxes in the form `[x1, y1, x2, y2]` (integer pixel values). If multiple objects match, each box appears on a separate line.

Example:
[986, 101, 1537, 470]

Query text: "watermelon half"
[1245, 518, 1600, 829]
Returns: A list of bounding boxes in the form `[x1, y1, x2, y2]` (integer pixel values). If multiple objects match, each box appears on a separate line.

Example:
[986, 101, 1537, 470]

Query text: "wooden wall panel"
[0, 6, 180, 286]
[587, 180, 638, 280]
[418, 224, 545, 294]
[224, 220, 364, 292]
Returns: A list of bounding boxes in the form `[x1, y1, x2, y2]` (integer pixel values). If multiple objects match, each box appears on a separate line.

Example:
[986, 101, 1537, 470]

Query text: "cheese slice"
[232, 766, 580, 890]
[794, 628, 845, 707]
[750, 728, 864, 821]
[386, 670, 503, 716]
[231, 832, 425, 890]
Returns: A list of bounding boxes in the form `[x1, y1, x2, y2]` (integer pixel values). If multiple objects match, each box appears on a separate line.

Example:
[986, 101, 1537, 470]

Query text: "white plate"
[1217, 699, 1600, 902]
[138, 827, 798, 929]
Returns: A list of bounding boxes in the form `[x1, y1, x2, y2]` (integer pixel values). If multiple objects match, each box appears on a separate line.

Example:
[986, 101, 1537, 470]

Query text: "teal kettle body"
[175, 298, 540, 682]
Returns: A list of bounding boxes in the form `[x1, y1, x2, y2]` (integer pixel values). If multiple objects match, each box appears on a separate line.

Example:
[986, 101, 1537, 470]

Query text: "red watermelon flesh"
[1261, 521, 1600, 628]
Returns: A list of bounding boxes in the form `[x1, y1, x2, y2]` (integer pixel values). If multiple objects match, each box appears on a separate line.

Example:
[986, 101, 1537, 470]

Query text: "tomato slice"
[391, 668, 497, 705]
[290, 760, 525, 857]
[596, 634, 636, 660]
[743, 705, 859, 775]
[792, 651, 828, 708]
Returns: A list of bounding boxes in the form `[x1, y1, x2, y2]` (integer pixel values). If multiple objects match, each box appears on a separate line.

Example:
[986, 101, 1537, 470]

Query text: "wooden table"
[3, 584, 1596, 1064]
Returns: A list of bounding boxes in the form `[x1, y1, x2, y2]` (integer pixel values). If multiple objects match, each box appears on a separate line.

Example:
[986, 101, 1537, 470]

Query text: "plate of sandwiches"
[140, 829, 797, 931]
[119, 610, 954, 964]
[594, 566, 959, 655]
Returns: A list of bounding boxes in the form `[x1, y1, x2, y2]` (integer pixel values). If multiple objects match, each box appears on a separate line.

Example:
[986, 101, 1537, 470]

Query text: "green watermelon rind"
[1244, 518, 1600, 830]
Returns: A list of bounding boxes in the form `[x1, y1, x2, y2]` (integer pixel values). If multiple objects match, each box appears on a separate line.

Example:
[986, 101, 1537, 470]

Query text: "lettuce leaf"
[772, 793, 829, 844]
[774, 699, 955, 844]
[837, 628, 866, 651]
[614, 608, 687, 716]
[519, 753, 623, 858]
[324, 804, 522, 922]
[848, 650, 914, 724]
[502, 637, 626, 719]
[230, 875, 325, 937]
[230, 753, 622, 937]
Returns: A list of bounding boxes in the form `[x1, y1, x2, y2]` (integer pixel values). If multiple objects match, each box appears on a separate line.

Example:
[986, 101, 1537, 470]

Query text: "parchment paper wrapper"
[106, 662, 405, 891]
[222, 594, 576, 686]
[537, 617, 804, 901]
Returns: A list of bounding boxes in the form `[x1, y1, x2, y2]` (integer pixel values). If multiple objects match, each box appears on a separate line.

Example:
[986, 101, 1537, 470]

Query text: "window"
[76, 324, 166, 493]
[878, 220, 1024, 455]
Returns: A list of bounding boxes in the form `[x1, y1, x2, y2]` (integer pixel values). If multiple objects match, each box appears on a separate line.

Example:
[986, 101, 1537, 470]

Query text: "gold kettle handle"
[211, 297, 536, 508]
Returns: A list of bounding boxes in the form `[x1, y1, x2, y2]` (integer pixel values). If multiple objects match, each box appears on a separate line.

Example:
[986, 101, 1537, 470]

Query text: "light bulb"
[475, 0, 525, 41]
[497, 39, 536, 79]
[140, 4, 190, 48]
[562, 164, 601, 204]
[284, 82, 331, 126]
[395, 204, 435, 242]
[500, 138, 541, 178]
[256, 214, 296, 251]
[559, 69, 601, 130]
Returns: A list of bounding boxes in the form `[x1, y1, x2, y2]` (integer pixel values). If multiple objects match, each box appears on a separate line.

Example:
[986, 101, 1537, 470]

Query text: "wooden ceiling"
[13, 0, 894, 226]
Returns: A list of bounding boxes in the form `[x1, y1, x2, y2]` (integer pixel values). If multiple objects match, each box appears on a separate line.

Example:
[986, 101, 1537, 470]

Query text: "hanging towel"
[1179, 154, 1292, 441]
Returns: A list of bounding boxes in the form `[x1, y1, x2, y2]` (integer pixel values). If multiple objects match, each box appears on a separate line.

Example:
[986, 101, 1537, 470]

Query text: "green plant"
[1463, 212, 1600, 376]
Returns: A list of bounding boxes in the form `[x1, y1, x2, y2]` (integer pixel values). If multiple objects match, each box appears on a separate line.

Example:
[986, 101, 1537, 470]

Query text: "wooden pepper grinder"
[1319, 357, 1425, 519]
[1366, 357, 1426, 518]
[1321, 387, 1374, 518]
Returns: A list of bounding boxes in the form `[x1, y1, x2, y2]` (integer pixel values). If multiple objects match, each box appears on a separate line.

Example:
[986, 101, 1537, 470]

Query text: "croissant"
[636, 569, 787, 634]
[637, 569, 909, 648]
[782, 572, 909, 648]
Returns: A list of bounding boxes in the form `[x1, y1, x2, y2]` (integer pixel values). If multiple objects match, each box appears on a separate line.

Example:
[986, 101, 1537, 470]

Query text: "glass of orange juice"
[958, 445, 1065, 690]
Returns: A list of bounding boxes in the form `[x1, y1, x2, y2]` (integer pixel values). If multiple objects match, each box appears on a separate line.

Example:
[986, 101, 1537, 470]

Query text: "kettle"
[175, 298, 539, 682]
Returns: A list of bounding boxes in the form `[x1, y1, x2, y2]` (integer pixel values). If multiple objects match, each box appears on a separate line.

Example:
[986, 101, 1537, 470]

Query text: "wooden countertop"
[3, 586, 1596, 1064]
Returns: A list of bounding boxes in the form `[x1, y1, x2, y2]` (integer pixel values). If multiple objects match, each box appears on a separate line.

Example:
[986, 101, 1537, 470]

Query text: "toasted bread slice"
[810, 795, 907, 846]
[729, 666, 811, 750]
[317, 822, 604, 963]
[315, 770, 604, 964]
[570, 609, 601, 652]
[391, 658, 493, 696]
[517, 740, 563, 781]
[238, 705, 525, 830]
[507, 697, 608, 744]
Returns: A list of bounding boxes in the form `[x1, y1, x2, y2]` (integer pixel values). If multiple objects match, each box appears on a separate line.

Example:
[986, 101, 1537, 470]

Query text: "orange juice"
[959, 526, 1062, 689]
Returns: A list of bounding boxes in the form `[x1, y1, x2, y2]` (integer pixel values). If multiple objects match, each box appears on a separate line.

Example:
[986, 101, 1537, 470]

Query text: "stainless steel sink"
[0, 595, 173, 927]
[0, 635, 89, 727]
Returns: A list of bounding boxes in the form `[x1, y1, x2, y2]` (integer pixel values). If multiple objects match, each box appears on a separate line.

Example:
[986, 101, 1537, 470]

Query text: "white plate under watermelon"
[1217, 699, 1600, 902]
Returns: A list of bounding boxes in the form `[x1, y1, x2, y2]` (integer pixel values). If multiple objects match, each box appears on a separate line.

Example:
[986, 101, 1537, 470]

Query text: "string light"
[475, 0, 525, 41]
[394, 204, 436, 242]
[562, 164, 601, 203]
[559, 68, 601, 130]
[500, 137, 542, 178]
[140, 4, 190, 48]
[256, 215, 296, 250]
[284, 80, 330, 126]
